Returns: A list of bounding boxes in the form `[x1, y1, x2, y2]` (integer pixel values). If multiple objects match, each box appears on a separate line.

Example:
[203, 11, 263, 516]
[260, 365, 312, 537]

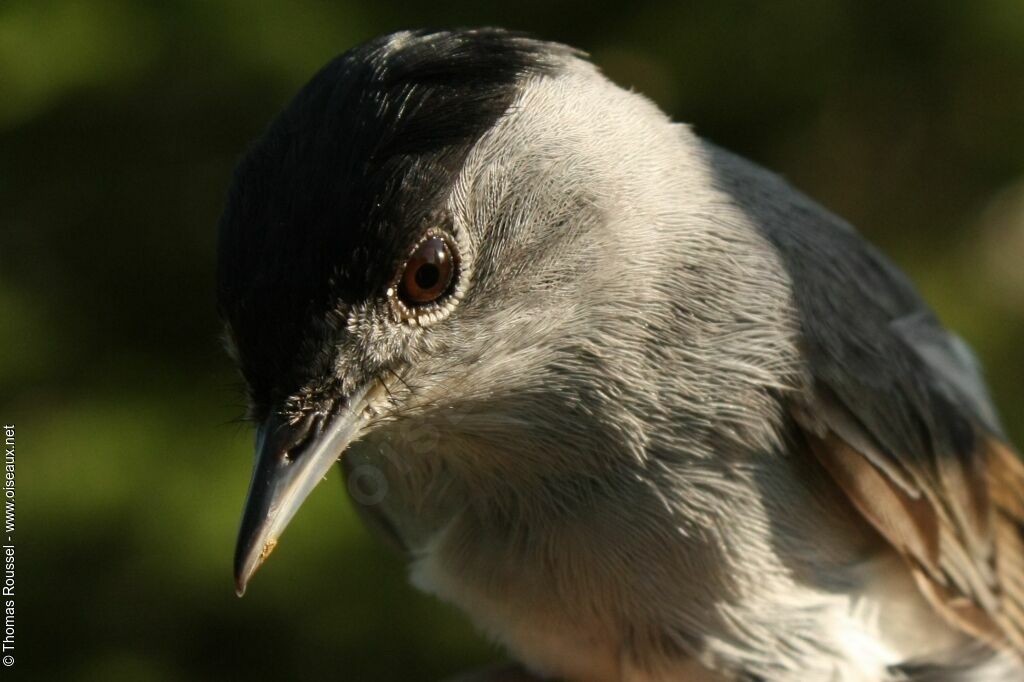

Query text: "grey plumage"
[219, 29, 1024, 681]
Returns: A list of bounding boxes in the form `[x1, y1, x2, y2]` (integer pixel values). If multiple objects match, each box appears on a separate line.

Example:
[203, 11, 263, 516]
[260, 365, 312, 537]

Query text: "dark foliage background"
[4, 1, 1023, 679]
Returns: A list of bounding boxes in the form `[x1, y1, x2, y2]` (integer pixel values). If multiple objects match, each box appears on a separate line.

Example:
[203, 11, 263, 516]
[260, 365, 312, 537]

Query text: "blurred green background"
[4, 0, 1024, 679]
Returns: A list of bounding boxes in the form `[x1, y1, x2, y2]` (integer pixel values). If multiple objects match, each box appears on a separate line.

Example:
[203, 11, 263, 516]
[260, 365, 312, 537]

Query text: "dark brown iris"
[398, 236, 455, 306]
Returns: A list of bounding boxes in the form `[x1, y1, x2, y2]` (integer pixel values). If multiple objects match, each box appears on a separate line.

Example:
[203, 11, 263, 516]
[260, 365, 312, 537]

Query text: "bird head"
[218, 29, 793, 596]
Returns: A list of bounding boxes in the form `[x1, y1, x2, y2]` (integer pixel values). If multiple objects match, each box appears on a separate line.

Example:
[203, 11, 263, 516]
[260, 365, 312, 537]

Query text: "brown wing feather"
[802, 412, 1024, 652]
[986, 437, 1024, 645]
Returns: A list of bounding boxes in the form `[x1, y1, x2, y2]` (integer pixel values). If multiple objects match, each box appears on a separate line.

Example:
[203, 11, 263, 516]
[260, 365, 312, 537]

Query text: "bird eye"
[398, 236, 456, 306]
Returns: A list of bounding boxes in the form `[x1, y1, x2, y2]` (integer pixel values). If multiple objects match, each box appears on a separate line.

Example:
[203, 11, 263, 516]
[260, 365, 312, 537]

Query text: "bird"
[217, 28, 1024, 681]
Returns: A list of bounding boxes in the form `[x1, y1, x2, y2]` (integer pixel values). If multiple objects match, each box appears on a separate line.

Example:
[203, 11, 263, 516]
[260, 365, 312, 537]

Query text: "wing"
[797, 391, 1024, 649]
[705, 143, 1024, 651]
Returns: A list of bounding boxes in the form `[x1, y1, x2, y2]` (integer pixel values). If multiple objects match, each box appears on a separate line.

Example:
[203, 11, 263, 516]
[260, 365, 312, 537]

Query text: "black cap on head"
[217, 29, 565, 414]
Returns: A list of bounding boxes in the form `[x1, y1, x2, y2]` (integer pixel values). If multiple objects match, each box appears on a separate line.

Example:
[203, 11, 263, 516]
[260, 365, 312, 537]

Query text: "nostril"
[268, 411, 324, 464]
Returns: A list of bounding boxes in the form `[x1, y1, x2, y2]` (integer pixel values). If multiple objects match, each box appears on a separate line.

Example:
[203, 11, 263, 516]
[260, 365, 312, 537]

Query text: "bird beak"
[233, 382, 372, 596]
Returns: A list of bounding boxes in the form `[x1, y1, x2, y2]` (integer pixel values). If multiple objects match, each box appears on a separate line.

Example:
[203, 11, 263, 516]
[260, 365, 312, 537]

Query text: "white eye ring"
[398, 235, 456, 305]
[386, 228, 466, 326]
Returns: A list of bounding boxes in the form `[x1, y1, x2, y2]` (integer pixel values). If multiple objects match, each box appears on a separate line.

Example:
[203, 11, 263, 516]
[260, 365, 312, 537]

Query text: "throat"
[405, 484, 643, 682]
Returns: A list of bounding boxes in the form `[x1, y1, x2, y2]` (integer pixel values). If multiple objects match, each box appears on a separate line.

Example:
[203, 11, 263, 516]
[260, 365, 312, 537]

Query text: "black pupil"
[415, 263, 440, 290]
